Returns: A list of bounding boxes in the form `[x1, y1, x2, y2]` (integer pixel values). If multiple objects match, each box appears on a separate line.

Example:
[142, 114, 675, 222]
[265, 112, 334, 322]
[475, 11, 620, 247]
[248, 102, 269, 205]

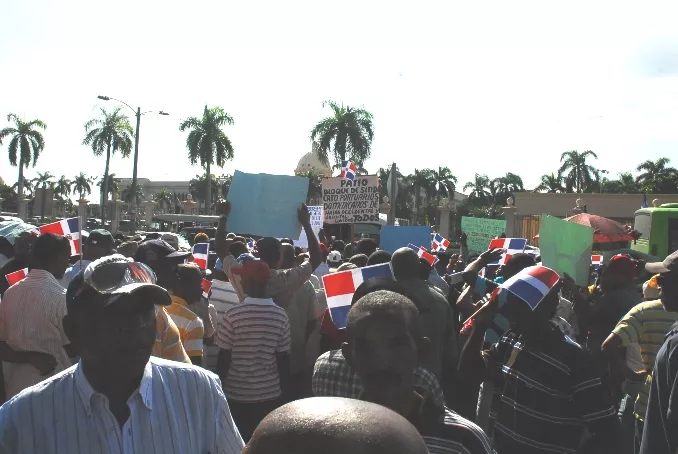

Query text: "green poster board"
[539, 214, 594, 286]
[461, 217, 507, 253]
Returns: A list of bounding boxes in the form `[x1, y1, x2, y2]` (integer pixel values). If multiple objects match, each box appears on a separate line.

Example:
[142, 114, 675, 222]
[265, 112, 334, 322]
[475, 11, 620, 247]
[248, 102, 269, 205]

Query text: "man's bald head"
[391, 247, 420, 281]
[244, 397, 428, 454]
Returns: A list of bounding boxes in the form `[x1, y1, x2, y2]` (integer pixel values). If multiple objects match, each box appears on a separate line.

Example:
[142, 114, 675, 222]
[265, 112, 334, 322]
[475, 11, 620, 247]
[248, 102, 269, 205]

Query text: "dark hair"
[331, 240, 345, 252]
[229, 241, 248, 258]
[280, 244, 296, 269]
[502, 253, 537, 280]
[391, 247, 420, 281]
[294, 246, 303, 256]
[351, 278, 411, 305]
[257, 237, 281, 266]
[367, 250, 391, 266]
[418, 257, 431, 280]
[349, 254, 369, 268]
[357, 238, 378, 257]
[280, 238, 294, 245]
[32, 233, 70, 266]
[347, 290, 422, 339]
[233, 236, 247, 244]
[175, 263, 203, 281]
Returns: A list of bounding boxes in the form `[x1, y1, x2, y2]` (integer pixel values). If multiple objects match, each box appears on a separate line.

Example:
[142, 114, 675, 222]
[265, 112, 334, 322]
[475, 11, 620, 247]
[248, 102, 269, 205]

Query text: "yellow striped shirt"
[612, 300, 678, 421]
[166, 296, 205, 358]
[152, 307, 191, 364]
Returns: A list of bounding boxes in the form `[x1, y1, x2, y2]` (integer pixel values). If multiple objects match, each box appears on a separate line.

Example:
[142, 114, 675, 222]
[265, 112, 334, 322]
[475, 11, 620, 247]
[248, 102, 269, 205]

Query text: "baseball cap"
[86, 229, 114, 248]
[646, 250, 678, 275]
[327, 250, 343, 265]
[231, 259, 271, 282]
[134, 239, 191, 264]
[66, 254, 172, 312]
[607, 254, 637, 279]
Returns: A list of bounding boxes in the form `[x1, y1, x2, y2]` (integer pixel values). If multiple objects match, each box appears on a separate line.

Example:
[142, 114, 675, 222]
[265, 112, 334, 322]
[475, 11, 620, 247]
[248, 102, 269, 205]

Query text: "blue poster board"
[379, 226, 432, 253]
[226, 170, 309, 238]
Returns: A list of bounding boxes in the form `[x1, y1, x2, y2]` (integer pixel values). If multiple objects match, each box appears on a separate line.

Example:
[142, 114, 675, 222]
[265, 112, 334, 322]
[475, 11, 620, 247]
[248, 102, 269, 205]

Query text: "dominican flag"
[489, 238, 527, 265]
[247, 239, 256, 251]
[40, 218, 80, 256]
[592, 255, 604, 270]
[431, 234, 451, 252]
[500, 265, 560, 310]
[201, 278, 212, 298]
[191, 243, 209, 270]
[5, 268, 28, 286]
[322, 263, 393, 329]
[340, 161, 357, 181]
[408, 244, 439, 266]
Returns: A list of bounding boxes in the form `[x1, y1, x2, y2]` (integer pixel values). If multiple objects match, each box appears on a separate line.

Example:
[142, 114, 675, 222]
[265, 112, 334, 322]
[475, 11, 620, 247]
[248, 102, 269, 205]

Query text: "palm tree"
[121, 183, 145, 206]
[189, 174, 219, 212]
[431, 166, 458, 200]
[310, 100, 374, 168]
[0, 113, 47, 215]
[83, 107, 134, 225]
[179, 105, 235, 214]
[535, 173, 566, 193]
[53, 175, 72, 200]
[295, 170, 324, 205]
[153, 187, 174, 213]
[558, 150, 598, 193]
[602, 172, 640, 194]
[404, 169, 435, 218]
[33, 171, 54, 191]
[463, 174, 491, 204]
[636, 157, 677, 184]
[96, 173, 120, 201]
[11, 179, 34, 198]
[72, 172, 92, 200]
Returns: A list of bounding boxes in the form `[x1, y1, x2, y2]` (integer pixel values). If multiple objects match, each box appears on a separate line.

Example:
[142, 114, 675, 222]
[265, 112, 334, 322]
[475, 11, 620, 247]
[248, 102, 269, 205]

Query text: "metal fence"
[514, 215, 542, 245]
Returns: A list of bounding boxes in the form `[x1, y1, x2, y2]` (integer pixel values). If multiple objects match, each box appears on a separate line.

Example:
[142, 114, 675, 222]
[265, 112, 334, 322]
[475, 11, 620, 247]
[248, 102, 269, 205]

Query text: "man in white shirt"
[0, 255, 244, 454]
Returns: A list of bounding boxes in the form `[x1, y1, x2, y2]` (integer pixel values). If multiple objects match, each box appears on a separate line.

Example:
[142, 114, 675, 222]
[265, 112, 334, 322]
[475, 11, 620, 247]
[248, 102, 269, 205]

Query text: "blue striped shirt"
[0, 356, 244, 454]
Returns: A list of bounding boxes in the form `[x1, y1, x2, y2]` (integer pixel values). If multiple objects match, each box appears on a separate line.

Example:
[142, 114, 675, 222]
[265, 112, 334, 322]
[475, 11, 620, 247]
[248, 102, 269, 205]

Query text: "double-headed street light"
[97, 95, 168, 231]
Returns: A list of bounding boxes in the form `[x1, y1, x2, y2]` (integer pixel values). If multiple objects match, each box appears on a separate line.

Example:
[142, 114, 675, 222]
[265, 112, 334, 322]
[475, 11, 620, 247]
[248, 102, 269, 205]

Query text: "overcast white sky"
[2, 1, 678, 195]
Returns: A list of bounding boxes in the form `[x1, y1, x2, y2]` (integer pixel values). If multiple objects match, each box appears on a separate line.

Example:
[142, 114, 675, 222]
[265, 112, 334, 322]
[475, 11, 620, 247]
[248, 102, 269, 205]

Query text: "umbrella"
[533, 213, 636, 244]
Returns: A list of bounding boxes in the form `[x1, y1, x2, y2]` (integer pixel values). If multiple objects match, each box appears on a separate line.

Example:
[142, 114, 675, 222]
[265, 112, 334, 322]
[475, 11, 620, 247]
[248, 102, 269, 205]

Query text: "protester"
[459, 264, 621, 454]
[0, 256, 244, 453]
[326, 250, 343, 271]
[60, 229, 115, 287]
[639, 251, 678, 454]
[167, 263, 206, 365]
[391, 246, 458, 381]
[349, 253, 369, 268]
[336, 262, 357, 272]
[0, 231, 36, 297]
[312, 242, 330, 284]
[367, 249, 391, 266]
[116, 240, 139, 258]
[194, 232, 209, 244]
[243, 397, 429, 454]
[344, 290, 493, 454]
[0, 233, 73, 400]
[356, 238, 378, 257]
[217, 256, 291, 441]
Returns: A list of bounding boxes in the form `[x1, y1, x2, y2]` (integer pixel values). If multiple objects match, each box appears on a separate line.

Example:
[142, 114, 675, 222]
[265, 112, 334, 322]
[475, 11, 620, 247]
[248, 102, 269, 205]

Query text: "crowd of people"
[0, 202, 677, 453]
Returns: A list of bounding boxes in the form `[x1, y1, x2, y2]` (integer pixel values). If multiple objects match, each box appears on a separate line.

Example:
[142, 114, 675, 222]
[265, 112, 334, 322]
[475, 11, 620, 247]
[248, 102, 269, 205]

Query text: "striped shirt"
[284, 281, 319, 375]
[612, 299, 678, 421]
[485, 328, 616, 454]
[165, 295, 204, 358]
[152, 307, 191, 364]
[0, 356, 244, 454]
[205, 279, 241, 372]
[0, 269, 72, 398]
[217, 297, 291, 402]
[215, 258, 246, 303]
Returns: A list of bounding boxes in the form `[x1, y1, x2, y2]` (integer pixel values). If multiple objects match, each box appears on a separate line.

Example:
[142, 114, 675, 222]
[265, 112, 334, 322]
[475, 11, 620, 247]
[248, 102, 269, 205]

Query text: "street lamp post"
[97, 95, 168, 232]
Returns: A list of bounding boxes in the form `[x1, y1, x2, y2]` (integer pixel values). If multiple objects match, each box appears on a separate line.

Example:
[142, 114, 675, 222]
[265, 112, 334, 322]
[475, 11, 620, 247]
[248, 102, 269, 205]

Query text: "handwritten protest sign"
[226, 170, 308, 238]
[294, 206, 323, 248]
[461, 217, 507, 253]
[539, 214, 593, 286]
[322, 176, 380, 224]
[379, 225, 432, 253]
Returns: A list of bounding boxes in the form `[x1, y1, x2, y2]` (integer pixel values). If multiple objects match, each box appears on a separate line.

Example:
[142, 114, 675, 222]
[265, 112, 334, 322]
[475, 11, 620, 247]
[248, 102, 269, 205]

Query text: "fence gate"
[514, 215, 541, 245]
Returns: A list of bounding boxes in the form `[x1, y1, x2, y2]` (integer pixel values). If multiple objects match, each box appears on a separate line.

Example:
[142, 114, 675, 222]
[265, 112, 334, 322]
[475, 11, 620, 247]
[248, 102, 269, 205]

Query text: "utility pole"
[388, 163, 397, 225]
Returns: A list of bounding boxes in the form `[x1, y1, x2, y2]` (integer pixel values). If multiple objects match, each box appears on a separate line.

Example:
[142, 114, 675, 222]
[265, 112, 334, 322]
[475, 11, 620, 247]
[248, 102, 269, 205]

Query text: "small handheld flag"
[408, 244, 439, 266]
[5, 268, 28, 286]
[431, 233, 451, 252]
[488, 238, 527, 265]
[340, 161, 357, 181]
[499, 265, 560, 310]
[40, 218, 80, 256]
[322, 263, 393, 329]
[191, 243, 209, 270]
[201, 278, 212, 299]
[591, 255, 603, 270]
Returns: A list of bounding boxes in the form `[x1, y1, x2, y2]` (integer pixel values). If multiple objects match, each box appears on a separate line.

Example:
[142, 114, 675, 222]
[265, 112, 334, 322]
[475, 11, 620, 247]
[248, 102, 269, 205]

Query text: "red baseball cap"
[231, 259, 271, 282]
[607, 254, 637, 280]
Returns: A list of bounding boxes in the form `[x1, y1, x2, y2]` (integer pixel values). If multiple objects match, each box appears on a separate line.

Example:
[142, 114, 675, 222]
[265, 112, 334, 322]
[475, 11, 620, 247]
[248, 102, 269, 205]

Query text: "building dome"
[295, 143, 333, 177]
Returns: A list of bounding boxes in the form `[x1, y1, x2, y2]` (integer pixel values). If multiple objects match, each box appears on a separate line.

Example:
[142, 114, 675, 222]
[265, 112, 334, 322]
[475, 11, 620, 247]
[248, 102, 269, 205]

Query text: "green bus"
[632, 203, 678, 260]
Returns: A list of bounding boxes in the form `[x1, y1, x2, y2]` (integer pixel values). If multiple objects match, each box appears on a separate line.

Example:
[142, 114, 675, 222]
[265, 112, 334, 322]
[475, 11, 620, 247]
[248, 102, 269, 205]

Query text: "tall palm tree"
[535, 173, 566, 193]
[603, 172, 640, 194]
[83, 107, 134, 225]
[0, 113, 47, 213]
[179, 105, 235, 214]
[32, 171, 54, 221]
[53, 175, 72, 200]
[431, 166, 458, 201]
[153, 187, 174, 213]
[463, 174, 491, 204]
[11, 179, 34, 198]
[636, 157, 677, 184]
[96, 173, 120, 201]
[188, 174, 219, 212]
[558, 150, 598, 193]
[310, 100, 374, 168]
[72, 172, 92, 200]
[121, 183, 145, 206]
[405, 168, 435, 217]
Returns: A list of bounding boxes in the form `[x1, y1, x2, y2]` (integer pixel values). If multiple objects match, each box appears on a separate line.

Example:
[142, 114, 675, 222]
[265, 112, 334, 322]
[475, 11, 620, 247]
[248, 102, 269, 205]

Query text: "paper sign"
[226, 170, 309, 238]
[322, 176, 380, 224]
[379, 225, 432, 253]
[461, 217, 507, 253]
[539, 214, 594, 286]
[294, 206, 323, 248]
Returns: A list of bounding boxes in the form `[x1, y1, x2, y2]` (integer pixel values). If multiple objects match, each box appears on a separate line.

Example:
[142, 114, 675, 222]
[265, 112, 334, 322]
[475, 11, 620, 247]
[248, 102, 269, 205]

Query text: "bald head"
[391, 247, 420, 281]
[244, 397, 428, 454]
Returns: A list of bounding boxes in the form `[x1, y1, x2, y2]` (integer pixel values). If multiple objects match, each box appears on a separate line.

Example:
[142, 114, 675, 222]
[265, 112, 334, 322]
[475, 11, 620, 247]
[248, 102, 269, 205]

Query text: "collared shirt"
[205, 279, 241, 372]
[312, 349, 447, 411]
[428, 269, 450, 297]
[612, 300, 678, 421]
[217, 297, 291, 402]
[59, 260, 92, 289]
[0, 356, 244, 454]
[221, 255, 312, 308]
[165, 295, 204, 358]
[283, 280, 319, 375]
[0, 269, 72, 398]
[151, 307, 191, 364]
[484, 328, 616, 454]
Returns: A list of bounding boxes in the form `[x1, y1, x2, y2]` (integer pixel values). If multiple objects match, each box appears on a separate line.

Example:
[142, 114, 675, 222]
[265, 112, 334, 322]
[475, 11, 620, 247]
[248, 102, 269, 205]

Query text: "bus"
[632, 203, 678, 260]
